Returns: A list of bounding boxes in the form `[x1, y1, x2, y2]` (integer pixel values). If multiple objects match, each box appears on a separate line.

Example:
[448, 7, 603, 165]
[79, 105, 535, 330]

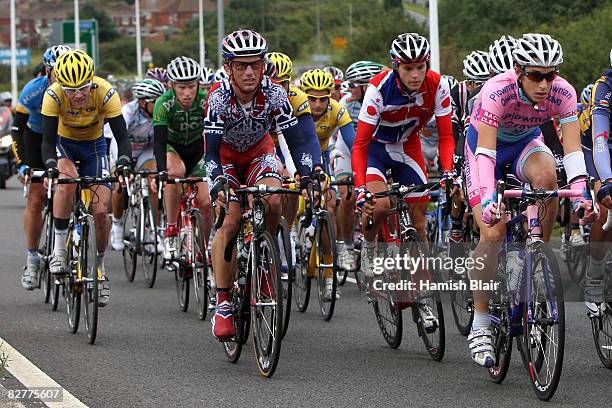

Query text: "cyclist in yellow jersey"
[41, 50, 132, 307]
[300, 69, 356, 298]
[265, 52, 319, 229]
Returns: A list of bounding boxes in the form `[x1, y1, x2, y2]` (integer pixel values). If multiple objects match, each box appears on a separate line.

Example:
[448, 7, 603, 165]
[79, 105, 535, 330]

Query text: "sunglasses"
[62, 82, 91, 95]
[231, 59, 265, 72]
[307, 94, 331, 103]
[522, 69, 558, 83]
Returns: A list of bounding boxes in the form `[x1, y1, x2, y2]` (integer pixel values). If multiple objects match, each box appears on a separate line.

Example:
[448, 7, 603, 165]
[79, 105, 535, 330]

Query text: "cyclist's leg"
[23, 128, 45, 259]
[515, 136, 558, 241]
[163, 146, 186, 258]
[109, 155, 126, 250]
[362, 141, 391, 243]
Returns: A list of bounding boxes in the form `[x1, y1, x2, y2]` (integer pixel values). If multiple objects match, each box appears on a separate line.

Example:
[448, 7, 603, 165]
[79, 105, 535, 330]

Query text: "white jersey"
[103, 100, 154, 154]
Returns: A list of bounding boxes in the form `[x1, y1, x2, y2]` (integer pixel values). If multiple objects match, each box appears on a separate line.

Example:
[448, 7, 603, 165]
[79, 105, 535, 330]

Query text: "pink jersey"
[470, 70, 577, 142]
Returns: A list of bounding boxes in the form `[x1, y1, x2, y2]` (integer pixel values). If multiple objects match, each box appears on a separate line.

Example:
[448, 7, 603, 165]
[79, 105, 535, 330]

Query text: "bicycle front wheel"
[520, 243, 565, 401]
[81, 215, 98, 345]
[40, 209, 54, 304]
[251, 230, 283, 378]
[293, 218, 312, 312]
[191, 211, 209, 320]
[141, 198, 158, 288]
[65, 231, 81, 334]
[122, 205, 138, 282]
[316, 212, 338, 321]
[591, 303, 612, 368]
[277, 217, 293, 338]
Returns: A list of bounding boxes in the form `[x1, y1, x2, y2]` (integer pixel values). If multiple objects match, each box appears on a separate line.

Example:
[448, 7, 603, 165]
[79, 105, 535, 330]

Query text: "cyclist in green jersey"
[151, 56, 212, 260]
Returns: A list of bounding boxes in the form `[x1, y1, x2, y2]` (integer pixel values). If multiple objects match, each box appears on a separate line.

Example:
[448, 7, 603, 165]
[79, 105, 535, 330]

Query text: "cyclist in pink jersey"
[464, 34, 597, 368]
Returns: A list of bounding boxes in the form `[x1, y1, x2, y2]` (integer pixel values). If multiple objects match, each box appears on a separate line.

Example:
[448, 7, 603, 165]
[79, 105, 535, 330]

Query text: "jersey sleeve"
[203, 89, 226, 181]
[98, 82, 122, 119]
[358, 84, 383, 126]
[552, 78, 578, 125]
[16, 80, 36, 115]
[591, 75, 612, 181]
[434, 78, 452, 117]
[270, 85, 298, 130]
[152, 96, 170, 127]
[334, 101, 353, 128]
[41, 84, 62, 117]
[289, 86, 312, 118]
[476, 81, 504, 128]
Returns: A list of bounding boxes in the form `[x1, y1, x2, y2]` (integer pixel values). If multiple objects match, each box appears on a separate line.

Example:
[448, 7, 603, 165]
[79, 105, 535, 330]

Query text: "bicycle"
[160, 176, 211, 320]
[589, 261, 612, 369]
[363, 181, 446, 360]
[121, 169, 159, 288]
[51, 175, 117, 345]
[216, 183, 299, 377]
[294, 174, 339, 321]
[486, 179, 594, 400]
[331, 177, 362, 287]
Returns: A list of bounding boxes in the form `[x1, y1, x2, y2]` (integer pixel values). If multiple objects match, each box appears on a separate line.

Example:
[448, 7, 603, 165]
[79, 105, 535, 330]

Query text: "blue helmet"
[43, 45, 72, 69]
[581, 84, 594, 107]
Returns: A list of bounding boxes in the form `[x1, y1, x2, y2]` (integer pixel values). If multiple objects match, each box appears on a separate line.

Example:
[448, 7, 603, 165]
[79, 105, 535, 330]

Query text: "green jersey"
[152, 88, 207, 145]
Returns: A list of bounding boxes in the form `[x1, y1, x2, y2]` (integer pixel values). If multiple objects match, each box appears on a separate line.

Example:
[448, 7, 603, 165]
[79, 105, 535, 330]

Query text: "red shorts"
[220, 135, 282, 189]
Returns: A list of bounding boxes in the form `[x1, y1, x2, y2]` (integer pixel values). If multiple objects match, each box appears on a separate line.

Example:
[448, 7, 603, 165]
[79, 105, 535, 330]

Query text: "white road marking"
[0, 337, 88, 408]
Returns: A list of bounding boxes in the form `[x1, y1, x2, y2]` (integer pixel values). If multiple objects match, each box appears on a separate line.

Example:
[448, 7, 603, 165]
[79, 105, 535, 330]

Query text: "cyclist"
[0, 91, 13, 110]
[41, 49, 132, 307]
[335, 61, 385, 270]
[265, 52, 318, 240]
[214, 67, 228, 83]
[151, 56, 212, 261]
[323, 66, 344, 101]
[12, 45, 72, 290]
[584, 49, 612, 317]
[107, 78, 166, 252]
[200, 67, 215, 92]
[447, 51, 490, 246]
[204, 29, 321, 340]
[146, 67, 168, 88]
[464, 34, 595, 367]
[353, 33, 455, 286]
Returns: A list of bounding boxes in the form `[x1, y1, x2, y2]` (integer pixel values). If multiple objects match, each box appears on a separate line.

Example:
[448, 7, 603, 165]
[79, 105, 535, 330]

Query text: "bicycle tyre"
[277, 217, 293, 338]
[293, 217, 312, 313]
[65, 229, 81, 334]
[488, 253, 512, 383]
[591, 304, 612, 368]
[40, 209, 54, 304]
[122, 205, 137, 282]
[191, 211, 209, 320]
[140, 198, 158, 288]
[519, 243, 565, 401]
[224, 271, 250, 363]
[81, 216, 98, 345]
[316, 212, 337, 321]
[251, 230, 283, 378]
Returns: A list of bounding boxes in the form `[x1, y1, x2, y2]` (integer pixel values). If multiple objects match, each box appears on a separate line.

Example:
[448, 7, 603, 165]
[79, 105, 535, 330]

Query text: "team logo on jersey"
[300, 153, 313, 170]
[86, 107, 96, 112]
[46, 89, 61, 105]
[297, 101, 309, 113]
[103, 88, 116, 105]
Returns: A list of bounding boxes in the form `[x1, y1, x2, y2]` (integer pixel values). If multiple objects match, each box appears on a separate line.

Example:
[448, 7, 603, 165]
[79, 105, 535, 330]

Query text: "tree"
[69, 1, 119, 43]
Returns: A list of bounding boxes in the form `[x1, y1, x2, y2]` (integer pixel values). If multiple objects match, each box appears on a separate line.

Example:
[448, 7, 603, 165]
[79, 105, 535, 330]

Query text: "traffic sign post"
[142, 48, 152, 64]
[61, 19, 99, 66]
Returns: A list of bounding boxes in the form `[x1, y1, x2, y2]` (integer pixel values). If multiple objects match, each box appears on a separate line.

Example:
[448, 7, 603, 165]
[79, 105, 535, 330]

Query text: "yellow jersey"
[41, 76, 122, 141]
[314, 98, 352, 151]
[272, 85, 311, 146]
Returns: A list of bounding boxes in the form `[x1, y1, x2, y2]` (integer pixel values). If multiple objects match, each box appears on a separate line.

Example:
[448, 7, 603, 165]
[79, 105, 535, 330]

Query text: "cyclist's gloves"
[210, 176, 227, 202]
[355, 186, 369, 210]
[481, 197, 501, 227]
[46, 167, 59, 180]
[299, 175, 312, 192]
[18, 164, 28, 179]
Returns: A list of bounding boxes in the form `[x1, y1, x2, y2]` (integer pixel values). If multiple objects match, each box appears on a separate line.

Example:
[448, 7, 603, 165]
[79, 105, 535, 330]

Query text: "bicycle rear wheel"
[520, 243, 565, 401]
[277, 217, 293, 338]
[372, 251, 403, 348]
[293, 218, 312, 313]
[122, 205, 138, 282]
[591, 303, 612, 368]
[175, 216, 190, 312]
[40, 209, 54, 304]
[405, 230, 445, 361]
[224, 273, 250, 363]
[316, 212, 337, 321]
[141, 198, 158, 288]
[251, 230, 283, 378]
[191, 211, 209, 320]
[449, 222, 475, 336]
[81, 216, 98, 345]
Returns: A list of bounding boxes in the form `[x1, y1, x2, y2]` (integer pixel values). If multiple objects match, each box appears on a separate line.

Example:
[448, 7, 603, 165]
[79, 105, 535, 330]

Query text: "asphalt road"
[0, 177, 610, 408]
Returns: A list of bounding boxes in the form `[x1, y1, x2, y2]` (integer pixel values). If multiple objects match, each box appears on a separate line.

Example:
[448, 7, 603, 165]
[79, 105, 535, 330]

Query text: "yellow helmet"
[300, 69, 334, 95]
[266, 52, 293, 80]
[54, 50, 94, 88]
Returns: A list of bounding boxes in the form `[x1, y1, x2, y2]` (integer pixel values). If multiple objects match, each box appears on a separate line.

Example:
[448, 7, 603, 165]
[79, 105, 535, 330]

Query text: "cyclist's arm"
[352, 84, 381, 187]
[203, 90, 225, 182]
[10, 111, 29, 166]
[282, 120, 322, 177]
[592, 79, 612, 181]
[153, 125, 168, 172]
[107, 114, 131, 166]
[475, 122, 497, 207]
[434, 78, 455, 173]
[41, 114, 59, 168]
[338, 122, 355, 151]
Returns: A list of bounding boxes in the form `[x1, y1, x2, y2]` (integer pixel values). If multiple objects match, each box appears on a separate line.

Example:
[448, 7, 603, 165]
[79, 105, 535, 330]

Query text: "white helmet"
[488, 35, 517, 74]
[462, 51, 490, 81]
[43, 45, 73, 68]
[345, 61, 385, 85]
[200, 67, 215, 85]
[132, 78, 166, 100]
[390, 32, 430, 64]
[513, 33, 563, 68]
[0, 91, 12, 103]
[580, 84, 594, 107]
[222, 30, 267, 60]
[215, 68, 228, 82]
[609, 47, 612, 67]
[166, 56, 201, 83]
[323, 66, 344, 82]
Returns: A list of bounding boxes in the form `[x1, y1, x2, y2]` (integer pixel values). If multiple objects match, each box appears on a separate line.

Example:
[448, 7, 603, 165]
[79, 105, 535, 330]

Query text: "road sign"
[142, 48, 152, 63]
[61, 19, 99, 66]
[0, 48, 30, 67]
